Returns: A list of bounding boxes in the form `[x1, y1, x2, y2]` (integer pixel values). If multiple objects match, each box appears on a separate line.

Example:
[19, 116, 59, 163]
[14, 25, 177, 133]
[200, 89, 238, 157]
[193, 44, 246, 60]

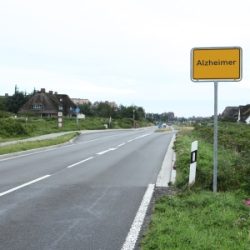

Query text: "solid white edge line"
[67, 157, 94, 168]
[121, 184, 155, 250]
[0, 175, 51, 197]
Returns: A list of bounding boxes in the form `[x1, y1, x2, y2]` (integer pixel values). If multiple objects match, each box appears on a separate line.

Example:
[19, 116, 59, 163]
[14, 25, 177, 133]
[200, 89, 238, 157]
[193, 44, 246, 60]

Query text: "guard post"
[189, 141, 198, 185]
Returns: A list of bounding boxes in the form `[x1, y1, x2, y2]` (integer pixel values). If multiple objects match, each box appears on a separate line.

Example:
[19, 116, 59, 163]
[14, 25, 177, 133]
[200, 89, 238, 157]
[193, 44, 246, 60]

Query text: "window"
[32, 104, 44, 110]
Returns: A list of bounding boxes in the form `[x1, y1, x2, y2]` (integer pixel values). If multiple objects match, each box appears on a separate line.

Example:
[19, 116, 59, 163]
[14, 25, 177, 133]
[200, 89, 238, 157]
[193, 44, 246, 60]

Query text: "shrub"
[0, 118, 28, 137]
[175, 123, 250, 194]
[0, 111, 12, 118]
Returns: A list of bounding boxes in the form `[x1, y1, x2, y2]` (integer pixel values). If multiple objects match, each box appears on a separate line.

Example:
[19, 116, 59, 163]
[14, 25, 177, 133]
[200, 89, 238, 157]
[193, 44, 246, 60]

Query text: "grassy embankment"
[141, 122, 250, 250]
[0, 116, 150, 142]
[0, 132, 78, 155]
[0, 115, 151, 154]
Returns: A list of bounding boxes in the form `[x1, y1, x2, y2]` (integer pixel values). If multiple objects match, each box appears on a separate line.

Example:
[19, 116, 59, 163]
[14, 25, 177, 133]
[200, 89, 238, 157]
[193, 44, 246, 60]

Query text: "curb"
[156, 133, 176, 187]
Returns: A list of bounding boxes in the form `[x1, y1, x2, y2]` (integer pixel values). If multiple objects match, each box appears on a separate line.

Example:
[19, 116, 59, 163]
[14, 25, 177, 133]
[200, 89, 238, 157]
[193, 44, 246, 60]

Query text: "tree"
[116, 105, 145, 121]
[6, 85, 29, 114]
[136, 107, 146, 120]
[92, 101, 117, 117]
[79, 102, 93, 116]
[0, 96, 7, 111]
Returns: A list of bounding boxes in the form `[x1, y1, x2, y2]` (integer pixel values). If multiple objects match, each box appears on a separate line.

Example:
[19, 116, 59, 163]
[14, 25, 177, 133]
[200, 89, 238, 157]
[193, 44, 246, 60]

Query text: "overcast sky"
[0, 0, 250, 117]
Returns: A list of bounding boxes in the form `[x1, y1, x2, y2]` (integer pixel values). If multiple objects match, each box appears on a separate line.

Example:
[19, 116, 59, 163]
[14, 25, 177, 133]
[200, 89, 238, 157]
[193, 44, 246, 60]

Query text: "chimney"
[5, 93, 8, 97]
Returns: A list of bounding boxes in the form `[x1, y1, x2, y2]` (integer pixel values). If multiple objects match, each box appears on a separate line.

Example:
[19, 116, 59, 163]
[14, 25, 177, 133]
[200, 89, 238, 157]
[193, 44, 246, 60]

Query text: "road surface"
[0, 127, 174, 250]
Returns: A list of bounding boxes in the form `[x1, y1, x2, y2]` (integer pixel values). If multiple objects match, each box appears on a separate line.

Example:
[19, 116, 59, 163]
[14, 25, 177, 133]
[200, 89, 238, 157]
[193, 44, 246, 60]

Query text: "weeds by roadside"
[174, 122, 250, 194]
[141, 122, 250, 250]
[141, 191, 250, 250]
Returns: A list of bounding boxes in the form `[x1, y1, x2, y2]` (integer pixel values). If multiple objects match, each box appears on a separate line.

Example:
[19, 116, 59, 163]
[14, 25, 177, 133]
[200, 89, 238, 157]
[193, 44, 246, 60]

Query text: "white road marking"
[67, 157, 94, 168]
[117, 143, 126, 148]
[96, 148, 117, 155]
[0, 175, 51, 197]
[127, 133, 152, 143]
[121, 184, 155, 250]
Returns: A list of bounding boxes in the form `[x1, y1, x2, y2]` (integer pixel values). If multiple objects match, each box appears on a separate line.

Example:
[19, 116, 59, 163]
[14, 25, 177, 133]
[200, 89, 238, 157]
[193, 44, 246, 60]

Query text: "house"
[221, 104, 250, 123]
[19, 88, 76, 117]
[71, 98, 90, 105]
[246, 116, 250, 124]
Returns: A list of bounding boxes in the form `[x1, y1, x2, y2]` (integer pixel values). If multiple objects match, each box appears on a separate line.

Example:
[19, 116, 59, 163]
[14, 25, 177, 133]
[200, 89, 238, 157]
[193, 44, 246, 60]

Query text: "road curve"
[0, 127, 174, 250]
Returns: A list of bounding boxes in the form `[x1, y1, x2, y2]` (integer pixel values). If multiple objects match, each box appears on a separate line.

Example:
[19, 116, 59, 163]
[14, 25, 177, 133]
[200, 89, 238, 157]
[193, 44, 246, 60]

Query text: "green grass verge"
[141, 191, 250, 250]
[141, 122, 250, 249]
[174, 123, 250, 194]
[0, 116, 152, 142]
[0, 132, 78, 155]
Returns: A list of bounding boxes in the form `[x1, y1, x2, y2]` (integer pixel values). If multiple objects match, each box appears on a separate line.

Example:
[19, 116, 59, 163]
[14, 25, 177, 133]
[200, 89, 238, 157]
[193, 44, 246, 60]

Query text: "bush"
[0, 111, 12, 118]
[0, 118, 28, 137]
[116, 118, 133, 128]
[175, 123, 250, 194]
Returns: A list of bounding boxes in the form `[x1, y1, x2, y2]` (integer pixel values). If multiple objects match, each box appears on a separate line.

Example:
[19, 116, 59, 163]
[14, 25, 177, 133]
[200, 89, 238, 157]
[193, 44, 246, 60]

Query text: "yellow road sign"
[191, 47, 242, 81]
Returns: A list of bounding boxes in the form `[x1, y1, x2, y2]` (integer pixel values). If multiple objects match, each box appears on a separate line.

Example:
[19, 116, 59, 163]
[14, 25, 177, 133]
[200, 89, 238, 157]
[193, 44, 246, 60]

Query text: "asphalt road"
[0, 127, 174, 250]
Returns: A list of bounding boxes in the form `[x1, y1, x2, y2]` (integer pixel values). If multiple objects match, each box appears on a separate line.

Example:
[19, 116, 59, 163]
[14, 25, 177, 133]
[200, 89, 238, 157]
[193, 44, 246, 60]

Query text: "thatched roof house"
[221, 104, 250, 123]
[19, 88, 76, 117]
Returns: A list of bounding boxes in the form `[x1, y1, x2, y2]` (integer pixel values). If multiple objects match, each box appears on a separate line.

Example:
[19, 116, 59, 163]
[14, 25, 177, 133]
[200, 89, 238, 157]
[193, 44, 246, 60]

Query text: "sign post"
[75, 107, 80, 127]
[213, 82, 218, 192]
[191, 47, 242, 192]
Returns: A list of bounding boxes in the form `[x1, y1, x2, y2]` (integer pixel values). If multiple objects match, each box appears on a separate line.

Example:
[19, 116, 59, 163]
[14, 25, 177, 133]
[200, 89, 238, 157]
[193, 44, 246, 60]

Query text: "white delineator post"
[189, 141, 198, 185]
[58, 111, 63, 128]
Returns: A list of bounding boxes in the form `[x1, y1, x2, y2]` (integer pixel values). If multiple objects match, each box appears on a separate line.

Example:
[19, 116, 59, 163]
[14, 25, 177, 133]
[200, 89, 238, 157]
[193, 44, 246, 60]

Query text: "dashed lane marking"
[0, 175, 51, 197]
[96, 148, 117, 155]
[67, 157, 94, 168]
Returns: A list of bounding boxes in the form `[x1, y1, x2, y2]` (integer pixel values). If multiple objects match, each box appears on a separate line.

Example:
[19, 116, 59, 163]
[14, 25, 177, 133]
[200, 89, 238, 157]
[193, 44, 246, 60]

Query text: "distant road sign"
[191, 47, 242, 81]
[75, 107, 80, 114]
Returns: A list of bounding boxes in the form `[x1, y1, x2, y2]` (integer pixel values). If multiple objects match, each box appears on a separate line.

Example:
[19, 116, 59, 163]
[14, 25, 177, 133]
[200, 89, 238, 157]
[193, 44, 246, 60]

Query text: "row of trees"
[77, 102, 146, 121]
[146, 112, 175, 123]
[0, 86, 179, 123]
[0, 86, 147, 121]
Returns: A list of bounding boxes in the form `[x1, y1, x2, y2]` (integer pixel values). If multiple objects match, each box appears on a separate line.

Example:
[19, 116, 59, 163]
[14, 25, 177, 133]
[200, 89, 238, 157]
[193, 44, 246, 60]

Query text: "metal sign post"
[213, 82, 218, 192]
[75, 107, 80, 127]
[191, 47, 242, 193]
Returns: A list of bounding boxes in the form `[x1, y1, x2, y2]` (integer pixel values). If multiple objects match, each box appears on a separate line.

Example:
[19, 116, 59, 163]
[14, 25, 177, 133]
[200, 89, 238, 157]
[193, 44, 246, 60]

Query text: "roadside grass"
[0, 116, 151, 142]
[0, 117, 110, 141]
[24, 117, 108, 136]
[174, 122, 250, 194]
[0, 132, 78, 155]
[141, 191, 250, 250]
[141, 122, 250, 249]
